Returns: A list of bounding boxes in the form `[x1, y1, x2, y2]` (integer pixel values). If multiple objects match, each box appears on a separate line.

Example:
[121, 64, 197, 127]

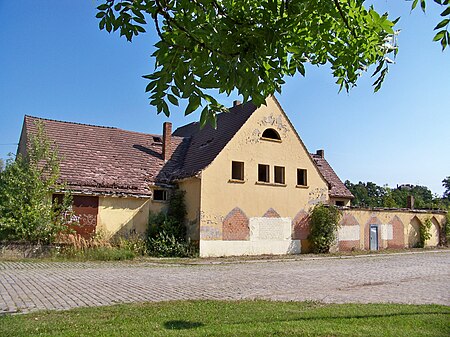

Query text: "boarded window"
[274, 166, 285, 184]
[258, 164, 270, 183]
[231, 161, 244, 181]
[261, 128, 281, 141]
[153, 189, 168, 201]
[297, 169, 307, 186]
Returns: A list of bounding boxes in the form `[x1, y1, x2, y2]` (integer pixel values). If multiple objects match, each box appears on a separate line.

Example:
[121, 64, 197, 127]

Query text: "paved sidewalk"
[1, 251, 449, 314]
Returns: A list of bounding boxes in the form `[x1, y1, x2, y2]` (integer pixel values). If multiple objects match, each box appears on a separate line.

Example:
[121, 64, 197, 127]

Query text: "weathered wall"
[178, 177, 201, 242]
[97, 196, 165, 239]
[198, 97, 328, 256]
[335, 208, 446, 251]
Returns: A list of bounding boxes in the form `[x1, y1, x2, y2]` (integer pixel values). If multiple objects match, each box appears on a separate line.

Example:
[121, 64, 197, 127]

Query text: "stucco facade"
[97, 196, 166, 239]
[195, 97, 329, 256]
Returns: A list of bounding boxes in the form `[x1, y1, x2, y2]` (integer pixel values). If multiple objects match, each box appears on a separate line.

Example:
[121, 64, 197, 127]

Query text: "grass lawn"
[0, 300, 448, 336]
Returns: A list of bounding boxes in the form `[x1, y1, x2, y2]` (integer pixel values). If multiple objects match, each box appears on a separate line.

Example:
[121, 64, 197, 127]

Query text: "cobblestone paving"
[1, 251, 449, 314]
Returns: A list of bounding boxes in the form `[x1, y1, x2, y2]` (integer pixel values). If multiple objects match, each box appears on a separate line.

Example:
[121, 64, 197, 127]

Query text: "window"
[231, 161, 244, 181]
[153, 189, 168, 201]
[258, 164, 270, 183]
[274, 166, 285, 184]
[261, 128, 281, 141]
[297, 169, 307, 186]
[335, 201, 345, 206]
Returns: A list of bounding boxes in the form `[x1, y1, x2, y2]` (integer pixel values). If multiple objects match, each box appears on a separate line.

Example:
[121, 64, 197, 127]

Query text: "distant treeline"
[344, 177, 450, 210]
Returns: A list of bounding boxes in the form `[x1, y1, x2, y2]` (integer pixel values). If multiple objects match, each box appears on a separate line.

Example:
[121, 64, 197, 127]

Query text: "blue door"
[370, 225, 378, 250]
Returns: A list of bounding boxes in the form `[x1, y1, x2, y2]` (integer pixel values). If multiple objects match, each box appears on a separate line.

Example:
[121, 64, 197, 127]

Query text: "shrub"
[307, 204, 341, 254]
[0, 121, 74, 244]
[147, 189, 196, 257]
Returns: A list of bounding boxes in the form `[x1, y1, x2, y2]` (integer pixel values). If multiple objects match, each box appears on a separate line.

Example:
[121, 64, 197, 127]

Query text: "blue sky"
[0, 1, 449, 195]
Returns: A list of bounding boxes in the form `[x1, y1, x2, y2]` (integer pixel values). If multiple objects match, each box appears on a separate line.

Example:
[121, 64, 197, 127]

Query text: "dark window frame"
[231, 161, 245, 181]
[261, 128, 281, 141]
[258, 164, 270, 183]
[153, 189, 168, 201]
[274, 166, 285, 184]
[297, 168, 307, 186]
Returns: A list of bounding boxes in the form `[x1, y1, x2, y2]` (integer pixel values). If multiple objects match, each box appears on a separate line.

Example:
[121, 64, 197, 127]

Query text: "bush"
[0, 121, 74, 244]
[308, 204, 341, 254]
[146, 189, 196, 257]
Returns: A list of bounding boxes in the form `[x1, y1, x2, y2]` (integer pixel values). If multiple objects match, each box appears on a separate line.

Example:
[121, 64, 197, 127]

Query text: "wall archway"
[387, 215, 405, 249]
[408, 216, 421, 248]
[427, 217, 440, 247]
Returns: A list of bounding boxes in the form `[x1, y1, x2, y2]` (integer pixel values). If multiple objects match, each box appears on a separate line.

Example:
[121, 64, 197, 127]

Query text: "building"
[18, 96, 446, 256]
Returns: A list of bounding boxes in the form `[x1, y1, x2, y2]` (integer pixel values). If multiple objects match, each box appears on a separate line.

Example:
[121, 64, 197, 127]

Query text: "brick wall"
[222, 207, 249, 240]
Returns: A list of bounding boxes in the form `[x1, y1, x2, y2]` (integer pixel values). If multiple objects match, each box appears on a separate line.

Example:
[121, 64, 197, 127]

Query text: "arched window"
[261, 128, 281, 141]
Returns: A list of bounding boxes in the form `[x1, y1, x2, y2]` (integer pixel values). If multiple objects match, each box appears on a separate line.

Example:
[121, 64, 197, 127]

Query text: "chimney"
[162, 122, 172, 161]
[407, 195, 415, 210]
[316, 149, 324, 158]
[233, 100, 242, 107]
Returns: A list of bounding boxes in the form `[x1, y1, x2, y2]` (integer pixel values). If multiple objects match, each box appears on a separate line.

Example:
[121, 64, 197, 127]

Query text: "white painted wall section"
[249, 217, 292, 241]
[338, 225, 360, 241]
[381, 224, 393, 240]
[200, 240, 301, 257]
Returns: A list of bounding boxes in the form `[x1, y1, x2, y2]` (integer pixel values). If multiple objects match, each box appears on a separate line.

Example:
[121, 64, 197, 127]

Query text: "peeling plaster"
[308, 187, 328, 205]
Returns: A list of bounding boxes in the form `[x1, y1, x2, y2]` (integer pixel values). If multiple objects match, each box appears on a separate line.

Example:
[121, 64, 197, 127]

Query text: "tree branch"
[333, 0, 357, 38]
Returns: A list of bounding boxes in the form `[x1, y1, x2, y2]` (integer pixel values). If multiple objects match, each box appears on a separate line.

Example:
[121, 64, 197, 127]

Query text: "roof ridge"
[24, 115, 186, 140]
[25, 115, 118, 130]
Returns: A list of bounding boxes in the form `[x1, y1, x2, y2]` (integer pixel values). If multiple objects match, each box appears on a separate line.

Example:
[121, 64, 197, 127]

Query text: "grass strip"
[0, 300, 449, 336]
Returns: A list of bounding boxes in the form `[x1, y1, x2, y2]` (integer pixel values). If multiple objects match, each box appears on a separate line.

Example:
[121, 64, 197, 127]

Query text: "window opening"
[335, 201, 345, 206]
[153, 189, 168, 201]
[297, 169, 307, 186]
[274, 166, 285, 184]
[231, 161, 244, 181]
[258, 164, 270, 183]
[261, 128, 281, 141]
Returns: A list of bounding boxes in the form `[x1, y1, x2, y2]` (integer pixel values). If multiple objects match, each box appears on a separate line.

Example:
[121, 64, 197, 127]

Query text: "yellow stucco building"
[18, 97, 446, 256]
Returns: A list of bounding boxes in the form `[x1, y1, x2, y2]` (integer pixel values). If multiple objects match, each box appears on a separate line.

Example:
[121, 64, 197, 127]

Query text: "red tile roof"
[21, 102, 351, 200]
[310, 153, 354, 199]
[22, 116, 188, 196]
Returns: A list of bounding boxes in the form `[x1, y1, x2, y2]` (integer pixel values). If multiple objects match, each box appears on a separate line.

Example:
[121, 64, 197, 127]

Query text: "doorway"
[370, 225, 379, 251]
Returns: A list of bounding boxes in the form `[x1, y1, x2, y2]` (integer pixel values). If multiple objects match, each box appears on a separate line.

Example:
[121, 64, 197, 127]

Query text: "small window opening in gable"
[153, 189, 168, 201]
[261, 128, 281, 141]
[297, 168, 307, 186]
[335, 200, 345, 206]
[153, 136, 162, 143]
[231, 161, 244, 181]
[258, 164, 270, 183]
[274, 166, 285, 184]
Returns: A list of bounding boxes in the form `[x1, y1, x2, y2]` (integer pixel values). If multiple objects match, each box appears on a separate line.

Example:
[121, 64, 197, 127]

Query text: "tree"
[96, 0, 449, 126]
[0, 122, 73, 243]
[345, 180, 441, 209]
[344, 180, 387, 207]
[0, 158, 4, 172]
[443, 176, 450, 200]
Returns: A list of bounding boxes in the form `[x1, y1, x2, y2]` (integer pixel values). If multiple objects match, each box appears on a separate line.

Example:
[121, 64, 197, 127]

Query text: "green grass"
[0, 300, 448, 336]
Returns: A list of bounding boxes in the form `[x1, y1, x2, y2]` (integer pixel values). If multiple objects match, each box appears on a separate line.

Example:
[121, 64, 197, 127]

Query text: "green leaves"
[413, 0, 450, 50]
[96, 0, 400, 126]
[0, 121, 73, 243]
